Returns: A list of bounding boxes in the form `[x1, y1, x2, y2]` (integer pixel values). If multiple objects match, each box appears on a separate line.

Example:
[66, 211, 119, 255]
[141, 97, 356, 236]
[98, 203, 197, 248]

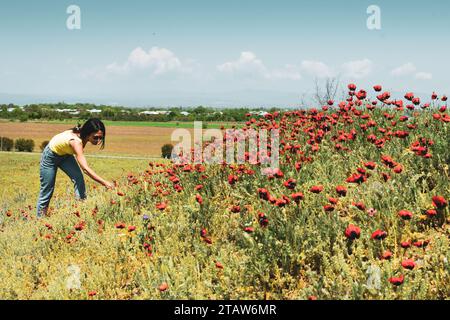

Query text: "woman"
[36, 118, 114, 217]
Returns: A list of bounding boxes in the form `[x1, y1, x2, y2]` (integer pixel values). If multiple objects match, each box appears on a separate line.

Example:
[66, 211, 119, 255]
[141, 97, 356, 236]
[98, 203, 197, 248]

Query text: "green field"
[0, 118, 242, 129]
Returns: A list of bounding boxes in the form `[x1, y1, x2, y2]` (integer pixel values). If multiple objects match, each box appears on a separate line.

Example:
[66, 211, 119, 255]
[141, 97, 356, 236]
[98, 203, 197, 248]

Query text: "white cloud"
[217, 51, 268, 77]
[391, 62, 432, 80]
[217, 52, 301, 80]
[391, 63, 417, 76]
[106, 47, 187, 76]
[300, 60, 333, 78]
[414, 72, 432, 80]
[342, 59, 373, 79]
[270, 64, 302, 80]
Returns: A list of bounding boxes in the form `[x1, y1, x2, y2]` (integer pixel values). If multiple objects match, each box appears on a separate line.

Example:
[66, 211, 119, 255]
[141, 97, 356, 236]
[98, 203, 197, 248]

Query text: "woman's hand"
[103, 181, 115, 189]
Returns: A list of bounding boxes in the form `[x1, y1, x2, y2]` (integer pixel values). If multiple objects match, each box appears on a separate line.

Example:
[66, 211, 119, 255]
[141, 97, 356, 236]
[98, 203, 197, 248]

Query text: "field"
[0, 120, 241, 157]
[0, 86, 449, 300]
[0, 121, 194, 157]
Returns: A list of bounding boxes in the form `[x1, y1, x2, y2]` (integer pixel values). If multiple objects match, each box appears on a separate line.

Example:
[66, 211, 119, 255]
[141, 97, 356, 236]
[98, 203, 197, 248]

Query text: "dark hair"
[72, 118, 106, 149]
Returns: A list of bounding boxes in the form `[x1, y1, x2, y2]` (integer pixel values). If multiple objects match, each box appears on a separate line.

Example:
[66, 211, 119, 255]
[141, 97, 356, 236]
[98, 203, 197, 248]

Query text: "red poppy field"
[0, 84, 449, 299]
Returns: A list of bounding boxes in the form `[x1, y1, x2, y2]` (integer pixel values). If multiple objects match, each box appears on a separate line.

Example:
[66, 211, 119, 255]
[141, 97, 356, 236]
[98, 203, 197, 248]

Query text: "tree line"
[0, 103, 283, 122]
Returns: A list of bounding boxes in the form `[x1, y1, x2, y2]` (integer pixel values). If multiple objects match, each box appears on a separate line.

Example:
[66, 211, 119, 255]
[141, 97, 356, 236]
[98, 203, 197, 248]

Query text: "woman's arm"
[70, 140, 114, 188]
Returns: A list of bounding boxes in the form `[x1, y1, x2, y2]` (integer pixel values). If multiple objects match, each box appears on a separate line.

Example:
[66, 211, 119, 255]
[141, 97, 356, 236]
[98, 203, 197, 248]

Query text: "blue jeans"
[36, 145, 86, 217]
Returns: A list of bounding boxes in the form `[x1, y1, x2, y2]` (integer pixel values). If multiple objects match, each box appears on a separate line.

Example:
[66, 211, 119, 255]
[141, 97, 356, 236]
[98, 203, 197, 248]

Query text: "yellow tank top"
[48, 130, 82, 156]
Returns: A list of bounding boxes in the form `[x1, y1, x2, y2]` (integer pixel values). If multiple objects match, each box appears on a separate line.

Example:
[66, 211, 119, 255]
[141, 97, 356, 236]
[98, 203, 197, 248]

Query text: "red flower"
[228, 174, 238, 185]
[74, 221, 85, 231]
[356, 90, 367, 100]
[156, 202, 167, 210]
[195, 184, 203, 191]
[346, 173, 366, 184]
[364, 162, 377, 170]
[404, 92, 414, 101]
[413, 240, 429, 248]
[283, 178, 297, 190]
[215, 261, 224, 269]
[398, 210, 413, 220]
[373, 85, 382, 92]
[328, 197, 338, 205]
[230, 205, 241, 213]
[381, 155, 397, 168]
[195, 194, 203, 204]
[244, 226, 254, 233]
[308, 295, 317, 300]
[348, 83, 357, 91]
[115, 222, 126, 229]
[291, 192, 304, 203]
[201, 236, 212, 244]
[336, 185, 347, 197]
[309, 185, 323, 193]
[389, 275, 404, 286]
[258, 188, 270, 201]
[128, 225, 136, 232]
[353, 202, 366, 211]
[159, 282, 169, 292]
[401, 259, 415, 270]
[425, 209, 437, 217]
[258, 212, 269, 227]
[381, 250, 393, 260]
[381, 172, 391, 182]
[401, 241, 411, 249]
[371, 229, 387, 240]
[88, 291, 97, 297]
[344, 224, 361, 240]
[274, 168, 284, 178]
[432, 196, 447, 209]
[117, 191, 125, 196]
[393, 165, 403, 174]
[323, 205, 335, 212]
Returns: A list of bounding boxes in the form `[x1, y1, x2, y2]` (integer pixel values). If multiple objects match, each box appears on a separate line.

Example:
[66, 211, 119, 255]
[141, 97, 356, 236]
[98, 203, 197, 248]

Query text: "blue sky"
[0, 0, 449, 107]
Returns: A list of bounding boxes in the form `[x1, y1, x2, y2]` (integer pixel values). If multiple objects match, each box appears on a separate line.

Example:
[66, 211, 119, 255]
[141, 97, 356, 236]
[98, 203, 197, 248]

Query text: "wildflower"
[381, 250, 393, 260]
[159, 282, 169, 292]
[432, 196, 447, 209]
[291, 192, 304, 203]
[258, 188, 270, 201]
[367, 208, 377, 217]
[345, 224, 361, 240]
[389, 275, 404, 286]
[156, 202, 167, 211]
[244, 227, 254, 233]
[195, 194, 203, 205]
[398, 210, 413, 220]
[309, 185, 323, 193]
[371, 229, 387, 240]
[336, 185, 347, 197]
[401, 259, 415, 270]
[401, 241, 411, 249]
[283, 178, 297, 190]
[115, 222, 126, 229]
[228, 174, 238, 185]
